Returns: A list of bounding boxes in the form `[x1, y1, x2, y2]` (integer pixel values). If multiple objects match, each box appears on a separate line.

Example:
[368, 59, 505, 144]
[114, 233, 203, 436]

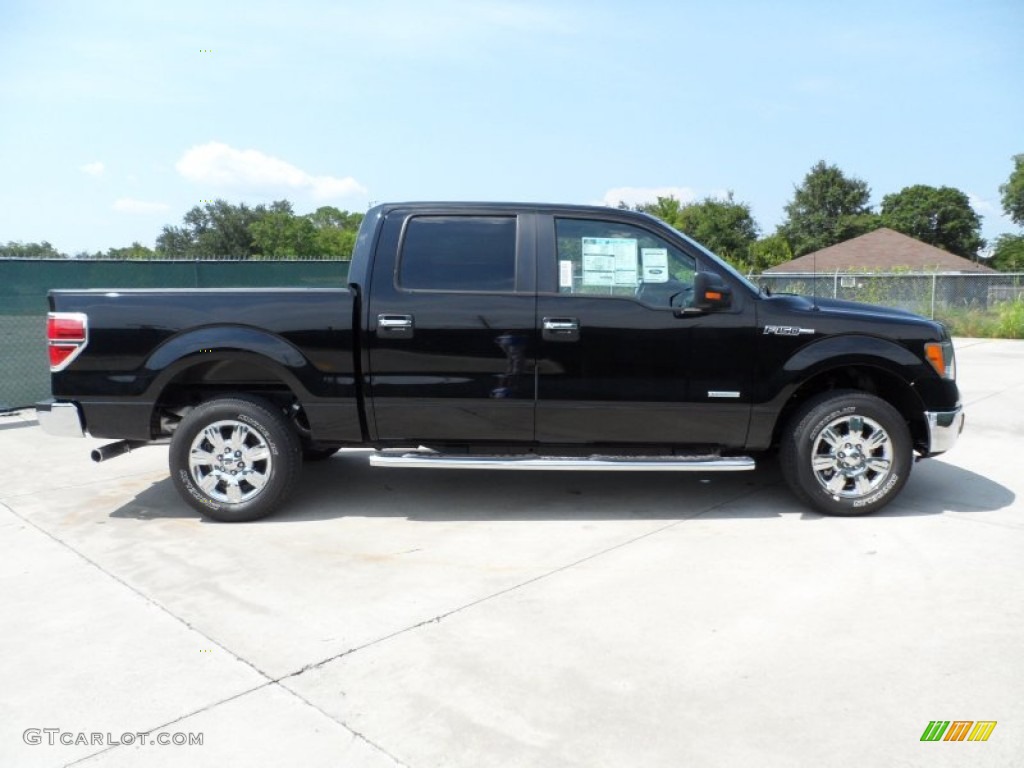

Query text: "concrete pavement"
[1, 338, 1021, 767]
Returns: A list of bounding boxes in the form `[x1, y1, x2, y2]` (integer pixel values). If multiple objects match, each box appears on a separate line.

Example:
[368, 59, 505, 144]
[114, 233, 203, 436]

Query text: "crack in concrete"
[1, 501, 408, 768]
[276, 482, 774, 683]
[4, 478, 774, 768]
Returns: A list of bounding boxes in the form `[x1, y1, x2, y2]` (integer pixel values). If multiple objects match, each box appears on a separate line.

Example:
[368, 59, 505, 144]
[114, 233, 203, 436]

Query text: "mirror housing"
[692, 272, 732, 311]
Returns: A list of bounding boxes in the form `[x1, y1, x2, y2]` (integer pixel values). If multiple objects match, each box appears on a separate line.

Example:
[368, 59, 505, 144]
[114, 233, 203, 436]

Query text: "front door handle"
[542, 317, 579, 342]
[378, 314, 414, 339]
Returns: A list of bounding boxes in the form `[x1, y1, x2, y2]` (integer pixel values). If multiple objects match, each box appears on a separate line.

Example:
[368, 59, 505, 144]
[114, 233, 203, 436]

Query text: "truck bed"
[47, 288, 360, 441]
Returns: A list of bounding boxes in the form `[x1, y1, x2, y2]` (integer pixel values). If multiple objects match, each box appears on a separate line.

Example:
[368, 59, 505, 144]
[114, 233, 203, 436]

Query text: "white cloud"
[598, 186, 698, 208]
[176, 142, 366, 200]
[112, 198, 170, 214]
[80, 161, 105, 176]
[968, 193, 995, 215]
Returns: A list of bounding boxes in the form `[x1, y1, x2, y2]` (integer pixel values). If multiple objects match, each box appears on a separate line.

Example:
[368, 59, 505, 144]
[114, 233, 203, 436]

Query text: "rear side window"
[399, 216, 516, 292]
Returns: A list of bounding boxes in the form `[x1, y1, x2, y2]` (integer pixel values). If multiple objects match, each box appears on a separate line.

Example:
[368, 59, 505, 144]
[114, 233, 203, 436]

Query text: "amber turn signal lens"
[924, 342, 954, 379]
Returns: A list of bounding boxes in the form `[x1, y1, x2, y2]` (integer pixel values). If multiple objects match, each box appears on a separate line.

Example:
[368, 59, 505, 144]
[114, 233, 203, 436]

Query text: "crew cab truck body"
[37, 203, 964, 521]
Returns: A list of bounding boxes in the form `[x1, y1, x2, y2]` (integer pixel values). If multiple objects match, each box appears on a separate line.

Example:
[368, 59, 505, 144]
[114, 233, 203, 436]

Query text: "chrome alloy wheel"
[810, 414, 893, 499]
[188, 420, 272, 504]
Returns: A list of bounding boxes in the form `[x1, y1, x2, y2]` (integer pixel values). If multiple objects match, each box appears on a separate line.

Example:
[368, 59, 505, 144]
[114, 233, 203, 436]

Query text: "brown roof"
[765, 228, 995, 274]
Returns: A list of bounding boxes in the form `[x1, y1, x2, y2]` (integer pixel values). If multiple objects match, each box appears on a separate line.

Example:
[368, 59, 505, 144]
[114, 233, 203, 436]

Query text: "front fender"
[784, 334, 925, 379]
[746, 334, 932, 451]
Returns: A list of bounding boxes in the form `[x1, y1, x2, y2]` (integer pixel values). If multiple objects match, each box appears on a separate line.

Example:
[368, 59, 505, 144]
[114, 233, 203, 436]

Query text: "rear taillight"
[47, 312, 88, 371]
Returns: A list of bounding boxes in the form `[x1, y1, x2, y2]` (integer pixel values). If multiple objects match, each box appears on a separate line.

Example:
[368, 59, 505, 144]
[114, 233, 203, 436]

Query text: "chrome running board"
[369, 452, 755, 472]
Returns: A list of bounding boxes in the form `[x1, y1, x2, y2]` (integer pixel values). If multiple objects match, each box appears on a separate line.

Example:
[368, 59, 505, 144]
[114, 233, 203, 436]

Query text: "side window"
[555, 218, 696, 307]
[399, 216, 516, 292]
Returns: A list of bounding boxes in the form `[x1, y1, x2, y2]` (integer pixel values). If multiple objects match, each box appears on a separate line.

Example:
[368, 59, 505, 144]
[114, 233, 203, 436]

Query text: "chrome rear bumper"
[36, 400, 86, 438]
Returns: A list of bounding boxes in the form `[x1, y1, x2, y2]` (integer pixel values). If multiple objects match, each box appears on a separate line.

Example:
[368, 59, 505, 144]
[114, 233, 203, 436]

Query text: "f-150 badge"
[763, 325, 815, 336]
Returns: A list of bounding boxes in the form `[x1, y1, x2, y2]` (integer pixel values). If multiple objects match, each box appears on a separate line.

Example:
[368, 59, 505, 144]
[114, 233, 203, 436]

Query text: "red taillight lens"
[48, 345, 79, 368]
[46, 312, 89, 371]
[48, 315, 86, 342]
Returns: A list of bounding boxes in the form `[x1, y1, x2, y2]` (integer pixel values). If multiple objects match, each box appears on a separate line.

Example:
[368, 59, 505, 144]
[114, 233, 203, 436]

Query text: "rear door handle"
[378, 314, 414, 338]
[542, 317, 579, 342]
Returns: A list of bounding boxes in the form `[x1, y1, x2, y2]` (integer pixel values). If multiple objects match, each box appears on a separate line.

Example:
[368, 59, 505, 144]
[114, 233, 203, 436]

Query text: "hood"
[761, 292, 946, 338]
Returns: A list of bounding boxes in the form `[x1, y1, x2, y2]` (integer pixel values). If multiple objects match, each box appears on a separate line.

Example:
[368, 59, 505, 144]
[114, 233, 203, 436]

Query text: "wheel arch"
[142, 328, 317, 438]
[771, 362, 929, 454]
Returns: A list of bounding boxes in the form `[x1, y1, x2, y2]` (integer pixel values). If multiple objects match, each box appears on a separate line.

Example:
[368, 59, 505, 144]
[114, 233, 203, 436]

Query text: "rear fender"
[145, 326, 315, 401]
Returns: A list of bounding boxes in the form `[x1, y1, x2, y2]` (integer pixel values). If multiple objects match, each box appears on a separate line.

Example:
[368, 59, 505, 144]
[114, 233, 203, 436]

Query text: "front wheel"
[780, 390, 912, 516]
[170, 395, 302, 522]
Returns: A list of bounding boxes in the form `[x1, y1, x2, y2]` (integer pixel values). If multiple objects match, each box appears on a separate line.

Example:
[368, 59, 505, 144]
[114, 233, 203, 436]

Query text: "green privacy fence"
[0, 259, 350, 411]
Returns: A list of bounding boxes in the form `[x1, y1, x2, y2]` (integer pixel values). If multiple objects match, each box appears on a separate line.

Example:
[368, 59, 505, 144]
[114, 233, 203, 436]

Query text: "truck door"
[534, 213, 754, 447]
[365, 210, 537, 443]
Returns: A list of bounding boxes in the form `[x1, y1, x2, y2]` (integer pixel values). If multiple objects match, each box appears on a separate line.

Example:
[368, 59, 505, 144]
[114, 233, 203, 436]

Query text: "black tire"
[302, 442, 343, 461]
[170, 395, 302, 522]
[780, 390, 912, 516]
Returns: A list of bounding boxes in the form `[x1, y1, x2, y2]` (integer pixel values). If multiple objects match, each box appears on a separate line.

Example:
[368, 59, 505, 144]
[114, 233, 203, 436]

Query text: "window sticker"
[559, 259, 574, 289]
[582, 237, 638, 287]
[641, 247, 669, 283]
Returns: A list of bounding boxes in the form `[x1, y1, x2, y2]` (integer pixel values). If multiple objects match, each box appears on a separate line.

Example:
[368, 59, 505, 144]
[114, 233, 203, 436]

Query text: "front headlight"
[924, 341, 956, 380]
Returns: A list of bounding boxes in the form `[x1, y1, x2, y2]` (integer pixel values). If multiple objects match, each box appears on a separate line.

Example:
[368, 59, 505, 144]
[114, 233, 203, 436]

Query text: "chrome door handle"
[378, 314, 413, 329]
[542, 317, 580, 342]
[542, 319, 579, 331]
[377, 314, 414, 338]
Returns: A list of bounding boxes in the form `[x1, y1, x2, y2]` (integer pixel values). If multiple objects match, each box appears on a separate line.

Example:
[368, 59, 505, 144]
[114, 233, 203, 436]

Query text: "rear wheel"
[780, 390, 912, 516]
[170, 395, 302, 522]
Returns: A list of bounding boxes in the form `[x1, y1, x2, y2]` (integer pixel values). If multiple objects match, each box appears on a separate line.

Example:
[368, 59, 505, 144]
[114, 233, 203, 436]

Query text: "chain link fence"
[754, 272, 1024, 315]
[755, 272, 1024, 337]
[0, 258, 350, 411]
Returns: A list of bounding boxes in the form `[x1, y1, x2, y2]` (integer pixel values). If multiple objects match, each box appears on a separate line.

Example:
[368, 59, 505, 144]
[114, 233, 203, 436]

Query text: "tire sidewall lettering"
[178, 468, 221, 510]
[852, 472, 900, 508]
[809, 405, 857, 444]
[237, 413, 280, 456]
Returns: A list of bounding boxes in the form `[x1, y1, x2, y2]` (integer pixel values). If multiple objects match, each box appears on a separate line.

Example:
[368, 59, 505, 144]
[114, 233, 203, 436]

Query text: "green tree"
[880, 184, 985, 258]
[248, 204, 364, 259]
[104, 242, 157, 259]
[250, 211, 316, 258]
[674, 192, 759, 267]
[747, 234, 793, 273]
[305, 206, 363, 259]
[157, 199, 275, 259]
[1000, 154, 1024, 227]
[778, 160, 880, 256]
[990, 234, 1024, 272]
[1, 240, 67, 258]
[636, 193, 759, 267]
[637, 196, 686, 228]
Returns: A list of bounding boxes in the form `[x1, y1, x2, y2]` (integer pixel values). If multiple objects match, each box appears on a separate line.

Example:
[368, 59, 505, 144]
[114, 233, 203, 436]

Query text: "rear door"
[365, 209, 537, 443]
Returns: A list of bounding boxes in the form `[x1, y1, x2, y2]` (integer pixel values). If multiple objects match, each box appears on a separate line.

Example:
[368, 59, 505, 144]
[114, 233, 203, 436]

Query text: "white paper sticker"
[582, 237, 637, 287]
[641, 248, 669, 283]
[559, 260, 573, 289]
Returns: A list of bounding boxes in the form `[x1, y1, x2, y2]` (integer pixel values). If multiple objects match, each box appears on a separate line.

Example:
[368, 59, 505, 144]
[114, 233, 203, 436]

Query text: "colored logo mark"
[920, 721, 997, 742]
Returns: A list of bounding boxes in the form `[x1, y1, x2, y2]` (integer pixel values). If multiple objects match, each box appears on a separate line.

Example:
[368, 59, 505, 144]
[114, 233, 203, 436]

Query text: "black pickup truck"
[37, 202, 964, 521]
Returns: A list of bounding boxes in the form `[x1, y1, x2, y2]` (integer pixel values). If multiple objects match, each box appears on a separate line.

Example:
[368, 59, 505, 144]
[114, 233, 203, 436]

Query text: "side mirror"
[692, 272, 732, 311]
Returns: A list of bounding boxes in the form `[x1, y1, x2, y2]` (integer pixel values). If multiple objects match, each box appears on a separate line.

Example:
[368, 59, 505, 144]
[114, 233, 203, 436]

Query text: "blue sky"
[1, 0, 1021, 255]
